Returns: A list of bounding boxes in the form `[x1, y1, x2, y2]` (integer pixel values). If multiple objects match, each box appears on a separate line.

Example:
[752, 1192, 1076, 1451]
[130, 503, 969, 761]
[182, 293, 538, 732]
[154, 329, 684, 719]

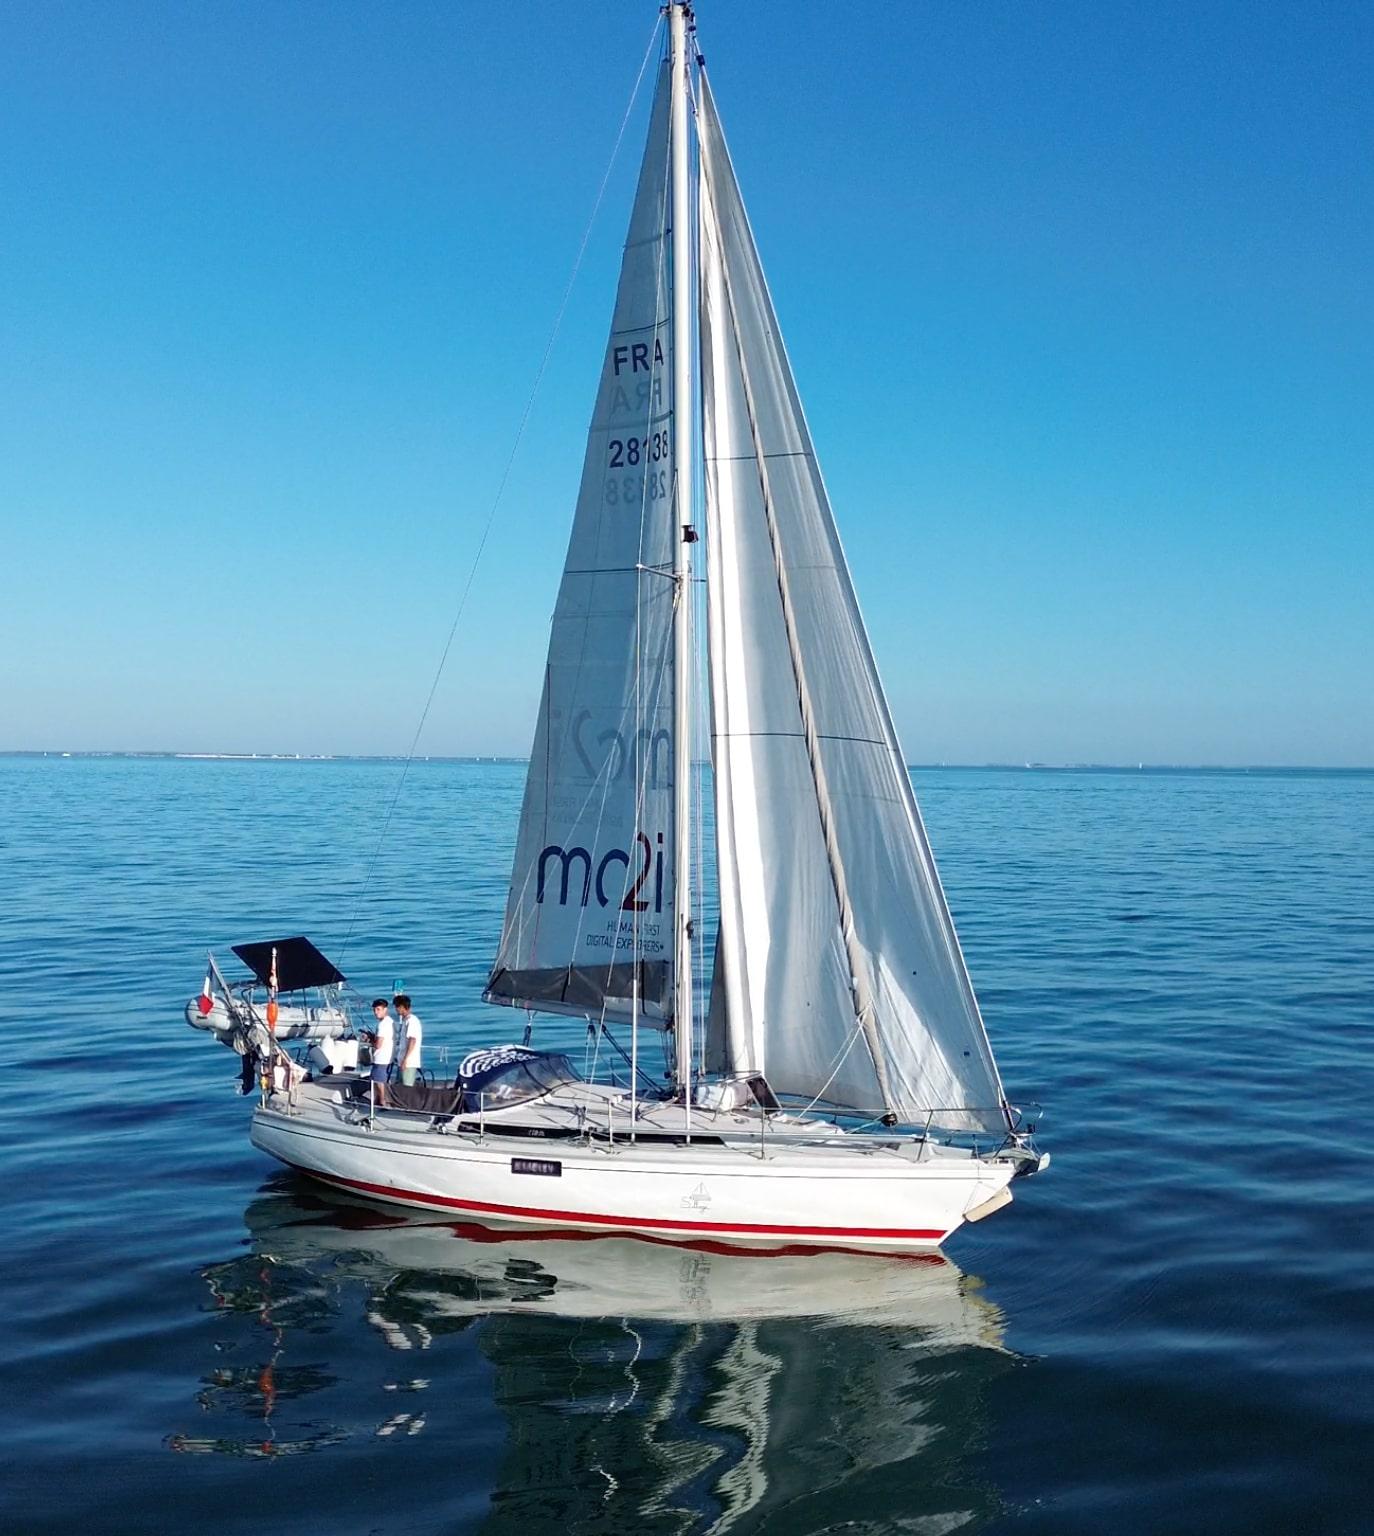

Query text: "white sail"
[487, 63, 678, 1026]
[698, 78, 1007, 1133]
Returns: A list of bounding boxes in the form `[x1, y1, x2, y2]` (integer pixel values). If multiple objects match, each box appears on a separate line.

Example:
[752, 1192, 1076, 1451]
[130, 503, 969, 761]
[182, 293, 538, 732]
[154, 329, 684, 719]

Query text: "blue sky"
[2, 1, 1369, 765]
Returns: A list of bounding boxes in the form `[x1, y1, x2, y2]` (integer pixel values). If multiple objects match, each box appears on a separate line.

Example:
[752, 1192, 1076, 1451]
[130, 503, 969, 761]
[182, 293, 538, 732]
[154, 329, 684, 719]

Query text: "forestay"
[697, 78, 1007, 1133]
[486, 62, 678, 1026]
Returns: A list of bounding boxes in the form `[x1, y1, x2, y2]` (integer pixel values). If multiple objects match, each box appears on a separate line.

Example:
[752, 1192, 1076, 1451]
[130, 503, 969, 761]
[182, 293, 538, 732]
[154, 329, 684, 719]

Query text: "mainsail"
[697, 78, 1007, 1133]
[486, 62, 678, 1026]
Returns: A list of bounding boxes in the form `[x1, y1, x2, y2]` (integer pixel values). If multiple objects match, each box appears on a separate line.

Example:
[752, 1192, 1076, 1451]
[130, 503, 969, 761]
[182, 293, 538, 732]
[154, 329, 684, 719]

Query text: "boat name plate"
[511, 1157, 562, 1178]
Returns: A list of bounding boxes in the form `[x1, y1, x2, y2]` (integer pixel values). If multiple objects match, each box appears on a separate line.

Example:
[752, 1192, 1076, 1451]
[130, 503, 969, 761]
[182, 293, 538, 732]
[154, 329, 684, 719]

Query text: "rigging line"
[518, 54, 674, 987]
[547, 137, 673, 1066]
[562, 564, 671, 576]
[701, 93, 895, 1111]
[335, 14, 665, 966]
[501, 586, 671, 935]
[693, 218, 707, 1085]
[793, 1015, 869, 1120]
[689, 65, 709, 1080]
[601, 1020, 661, 1093]
[587, 139, 675, 1087]
[709, 730, 889, 746]
[559, 142, 674, 1009]
[707, 450, 813, 462]
[627, 184, 655, 1128]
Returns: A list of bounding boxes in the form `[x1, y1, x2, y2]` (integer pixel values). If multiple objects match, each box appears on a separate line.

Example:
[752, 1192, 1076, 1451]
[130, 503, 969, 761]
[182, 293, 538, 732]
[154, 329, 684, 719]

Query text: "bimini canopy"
[231, 937, 345, 993]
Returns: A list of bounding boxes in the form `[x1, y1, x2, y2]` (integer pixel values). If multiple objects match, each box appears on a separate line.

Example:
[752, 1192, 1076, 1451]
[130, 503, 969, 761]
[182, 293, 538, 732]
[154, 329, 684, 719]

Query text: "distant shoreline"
[2, 751, 1370, 774]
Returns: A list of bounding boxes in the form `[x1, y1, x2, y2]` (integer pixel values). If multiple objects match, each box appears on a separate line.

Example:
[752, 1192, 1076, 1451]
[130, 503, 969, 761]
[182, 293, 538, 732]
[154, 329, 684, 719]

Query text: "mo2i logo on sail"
[536, 831, 666, 913]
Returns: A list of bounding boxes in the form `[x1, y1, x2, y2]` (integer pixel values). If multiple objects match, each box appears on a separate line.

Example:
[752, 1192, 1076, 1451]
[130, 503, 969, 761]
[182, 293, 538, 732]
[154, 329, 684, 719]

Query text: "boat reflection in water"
[177, 1180, 1014, 1531]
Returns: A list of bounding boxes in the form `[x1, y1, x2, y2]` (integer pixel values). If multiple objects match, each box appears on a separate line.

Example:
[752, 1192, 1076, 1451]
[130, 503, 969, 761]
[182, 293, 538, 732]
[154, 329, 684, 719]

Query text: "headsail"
[486, 62, 678, 1026]
[697, 77, 1007, 1133]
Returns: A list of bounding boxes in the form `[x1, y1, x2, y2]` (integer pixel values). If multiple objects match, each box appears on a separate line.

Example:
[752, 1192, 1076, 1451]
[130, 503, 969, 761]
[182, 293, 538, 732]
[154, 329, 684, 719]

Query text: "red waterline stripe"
[290, 1163, 945, 1242]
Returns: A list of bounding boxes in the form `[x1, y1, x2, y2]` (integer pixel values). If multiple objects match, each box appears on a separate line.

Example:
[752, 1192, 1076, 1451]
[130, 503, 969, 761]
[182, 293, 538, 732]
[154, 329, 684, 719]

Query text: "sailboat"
[193, 5, 1047, 1252]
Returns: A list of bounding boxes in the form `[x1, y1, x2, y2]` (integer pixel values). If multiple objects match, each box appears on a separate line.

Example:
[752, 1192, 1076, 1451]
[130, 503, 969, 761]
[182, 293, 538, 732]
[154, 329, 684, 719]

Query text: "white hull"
[250, 1079, 1019, 1255]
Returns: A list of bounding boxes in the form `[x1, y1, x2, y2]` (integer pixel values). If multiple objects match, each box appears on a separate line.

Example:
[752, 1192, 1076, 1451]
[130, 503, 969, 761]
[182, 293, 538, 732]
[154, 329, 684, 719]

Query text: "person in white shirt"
[395, 994, 423, 1087]
[366, 998, 395, 1105]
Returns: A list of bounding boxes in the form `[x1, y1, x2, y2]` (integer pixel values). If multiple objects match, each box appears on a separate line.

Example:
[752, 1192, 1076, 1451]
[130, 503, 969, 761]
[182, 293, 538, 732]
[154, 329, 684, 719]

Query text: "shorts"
[370, 1064, 390, 1085]
[399, 1067, 418, 1087]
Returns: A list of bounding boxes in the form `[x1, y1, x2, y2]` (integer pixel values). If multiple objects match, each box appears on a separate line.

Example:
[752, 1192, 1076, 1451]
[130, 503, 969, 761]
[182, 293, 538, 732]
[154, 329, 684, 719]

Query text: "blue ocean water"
[2, 757, 1372, 1534]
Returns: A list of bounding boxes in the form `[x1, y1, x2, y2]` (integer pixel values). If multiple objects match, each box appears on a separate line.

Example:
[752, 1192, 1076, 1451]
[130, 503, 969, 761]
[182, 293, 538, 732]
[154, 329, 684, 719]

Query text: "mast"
[669, 1, 695, 1104]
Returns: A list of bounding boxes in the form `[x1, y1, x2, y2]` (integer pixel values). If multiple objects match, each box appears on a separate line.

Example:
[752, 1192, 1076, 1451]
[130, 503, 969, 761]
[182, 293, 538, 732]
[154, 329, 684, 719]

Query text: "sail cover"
[487, 63, 678, 1026]
[698, 78, 1007, 1133]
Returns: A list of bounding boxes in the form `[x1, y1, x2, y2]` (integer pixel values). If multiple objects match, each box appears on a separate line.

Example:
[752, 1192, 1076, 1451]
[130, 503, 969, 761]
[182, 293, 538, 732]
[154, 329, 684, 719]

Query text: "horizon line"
[3, 750, 1371, 774]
